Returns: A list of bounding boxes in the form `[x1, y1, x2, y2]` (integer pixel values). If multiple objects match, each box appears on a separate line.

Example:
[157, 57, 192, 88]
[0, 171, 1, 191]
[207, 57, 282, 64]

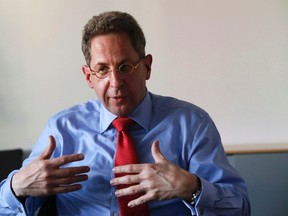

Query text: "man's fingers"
[50, 174, 89, 187]
[110, 173, 139, 186]
[114, 182, 150, 197]
[52, 153, 85, 167]
[39, 136, 56, 160]
[113, 141, 167, 174]
[128, 193, 152, 208]
[53, 166, 90, 178]
[151, 140, 166, 163]
[45, 184, 84, 195]
[112, 164, 143, 174]
[39, 136, 86, 167]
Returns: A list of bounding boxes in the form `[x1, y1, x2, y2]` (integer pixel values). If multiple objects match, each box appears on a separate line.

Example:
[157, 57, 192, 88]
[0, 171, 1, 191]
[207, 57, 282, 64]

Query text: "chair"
[0, 149, 23, 181]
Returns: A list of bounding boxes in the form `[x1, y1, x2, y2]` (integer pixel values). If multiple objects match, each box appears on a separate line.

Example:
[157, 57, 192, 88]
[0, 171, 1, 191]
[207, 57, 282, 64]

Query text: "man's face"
[82, 32, 152, 116]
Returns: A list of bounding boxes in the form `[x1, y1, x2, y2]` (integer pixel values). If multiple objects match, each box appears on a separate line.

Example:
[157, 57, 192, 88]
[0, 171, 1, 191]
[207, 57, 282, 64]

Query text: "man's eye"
[119, 64, 133, 73]
[97, 66, 109, 74]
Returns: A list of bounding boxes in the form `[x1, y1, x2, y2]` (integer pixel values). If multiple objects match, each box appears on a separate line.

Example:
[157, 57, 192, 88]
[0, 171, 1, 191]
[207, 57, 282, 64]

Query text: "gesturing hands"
[110, 141, 200, 207]
[11, 137, 199, 207]
[12, 136, 90, 198]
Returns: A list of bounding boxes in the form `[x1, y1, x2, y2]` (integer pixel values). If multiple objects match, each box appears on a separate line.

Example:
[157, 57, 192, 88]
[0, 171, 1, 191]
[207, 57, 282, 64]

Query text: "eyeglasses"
[89, 58, 143, 79]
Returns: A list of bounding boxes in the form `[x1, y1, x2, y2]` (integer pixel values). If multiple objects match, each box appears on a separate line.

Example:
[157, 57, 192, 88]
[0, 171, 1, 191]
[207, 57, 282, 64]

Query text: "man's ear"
[82, 65, 94, 89]
[144, 54, 153, 80]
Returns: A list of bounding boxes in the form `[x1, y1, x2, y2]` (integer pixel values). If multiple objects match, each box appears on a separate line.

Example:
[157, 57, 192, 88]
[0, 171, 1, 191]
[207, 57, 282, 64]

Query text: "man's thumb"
[39, 135, 56, 160]
[151, 140, 166, 163]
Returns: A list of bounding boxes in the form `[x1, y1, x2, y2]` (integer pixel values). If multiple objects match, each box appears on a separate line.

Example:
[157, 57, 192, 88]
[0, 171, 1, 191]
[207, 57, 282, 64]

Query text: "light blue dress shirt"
[0, 92, 250, 216]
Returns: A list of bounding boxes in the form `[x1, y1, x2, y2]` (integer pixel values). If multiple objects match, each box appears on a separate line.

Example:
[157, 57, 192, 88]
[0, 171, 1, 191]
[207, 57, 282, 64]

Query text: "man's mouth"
[111, 95, 128, 102]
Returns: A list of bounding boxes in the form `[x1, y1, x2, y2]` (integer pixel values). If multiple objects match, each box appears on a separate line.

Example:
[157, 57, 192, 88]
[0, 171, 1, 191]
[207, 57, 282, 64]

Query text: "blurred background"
[1, 0, 287, 151]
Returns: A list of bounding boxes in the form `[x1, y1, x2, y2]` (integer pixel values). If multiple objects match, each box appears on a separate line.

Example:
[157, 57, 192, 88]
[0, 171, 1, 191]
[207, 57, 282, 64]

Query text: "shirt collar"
[99, 92, 152, 133]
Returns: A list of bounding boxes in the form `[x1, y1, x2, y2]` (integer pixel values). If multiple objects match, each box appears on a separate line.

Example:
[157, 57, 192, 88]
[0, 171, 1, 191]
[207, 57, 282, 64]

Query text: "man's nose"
[109, 69, 124, 88]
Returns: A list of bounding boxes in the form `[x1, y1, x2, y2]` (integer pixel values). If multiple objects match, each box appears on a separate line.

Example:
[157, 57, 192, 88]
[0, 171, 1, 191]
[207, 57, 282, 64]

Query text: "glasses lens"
[96, 66, 110, 78]
[119, 64, 133, 74]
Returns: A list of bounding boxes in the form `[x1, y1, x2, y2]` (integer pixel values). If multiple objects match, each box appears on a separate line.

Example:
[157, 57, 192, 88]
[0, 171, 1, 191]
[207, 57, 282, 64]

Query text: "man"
[0, 11, 250, 215]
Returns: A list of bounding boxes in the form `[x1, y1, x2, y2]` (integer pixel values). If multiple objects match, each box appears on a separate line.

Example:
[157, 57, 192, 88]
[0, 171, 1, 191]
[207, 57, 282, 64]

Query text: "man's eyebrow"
[90, 61, 109, 69]
[117, 58, 131, 64]
[94, 62, 108, 66]
[118, 58, 138, 65]
[93, 57, 135, 67]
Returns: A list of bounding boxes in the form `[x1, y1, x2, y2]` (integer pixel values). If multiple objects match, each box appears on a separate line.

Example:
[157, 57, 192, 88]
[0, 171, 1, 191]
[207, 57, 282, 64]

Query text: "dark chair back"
[0, 149, 23, 181]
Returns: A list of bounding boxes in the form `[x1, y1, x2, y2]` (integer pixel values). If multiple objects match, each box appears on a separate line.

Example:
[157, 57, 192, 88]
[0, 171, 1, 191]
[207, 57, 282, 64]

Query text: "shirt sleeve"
[0, 123, 53, 216]
[184, 114, 251, 216]
[0, 172, 27, 215]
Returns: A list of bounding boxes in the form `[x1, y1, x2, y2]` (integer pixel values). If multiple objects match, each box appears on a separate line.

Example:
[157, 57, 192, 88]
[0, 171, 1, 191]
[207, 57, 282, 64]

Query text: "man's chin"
[108, 105, 132, 116]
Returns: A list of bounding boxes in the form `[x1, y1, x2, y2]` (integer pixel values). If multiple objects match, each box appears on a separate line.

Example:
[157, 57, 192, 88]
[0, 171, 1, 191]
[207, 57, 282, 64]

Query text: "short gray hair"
[82, 11, 146, 65]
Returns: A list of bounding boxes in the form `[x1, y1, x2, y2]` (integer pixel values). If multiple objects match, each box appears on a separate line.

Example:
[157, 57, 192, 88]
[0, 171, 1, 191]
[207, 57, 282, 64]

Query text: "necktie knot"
[112, 117, 134, 132]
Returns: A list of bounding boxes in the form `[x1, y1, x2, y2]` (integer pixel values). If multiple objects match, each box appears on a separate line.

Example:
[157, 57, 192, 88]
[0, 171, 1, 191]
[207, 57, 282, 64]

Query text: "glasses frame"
[89, 57, 143, 79]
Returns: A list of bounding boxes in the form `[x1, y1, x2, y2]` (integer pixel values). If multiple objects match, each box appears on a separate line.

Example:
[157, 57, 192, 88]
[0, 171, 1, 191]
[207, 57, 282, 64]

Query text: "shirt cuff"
[2, 171, 26, 214]
[196, 177, 216, 208]
[182, 176, 216, 215]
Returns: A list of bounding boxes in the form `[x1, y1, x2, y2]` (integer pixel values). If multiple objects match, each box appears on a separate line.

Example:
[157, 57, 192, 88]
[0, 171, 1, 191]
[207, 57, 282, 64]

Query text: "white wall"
[1, 0, 287, 150]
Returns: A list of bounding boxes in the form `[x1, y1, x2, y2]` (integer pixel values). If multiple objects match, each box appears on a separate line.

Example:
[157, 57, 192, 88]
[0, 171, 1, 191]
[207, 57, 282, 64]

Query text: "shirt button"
[18, 207, 23, 213]
[113, 213, 119, 216]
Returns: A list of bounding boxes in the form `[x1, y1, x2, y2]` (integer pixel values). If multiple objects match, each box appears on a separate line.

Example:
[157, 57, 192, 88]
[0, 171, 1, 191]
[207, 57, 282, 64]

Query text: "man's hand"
[12, 136, 90, 198]
[110, 140, 200, 207]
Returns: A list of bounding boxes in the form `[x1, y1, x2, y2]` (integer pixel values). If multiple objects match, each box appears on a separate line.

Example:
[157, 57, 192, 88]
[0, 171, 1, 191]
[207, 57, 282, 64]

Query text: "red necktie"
[112, 117, 150, 216]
